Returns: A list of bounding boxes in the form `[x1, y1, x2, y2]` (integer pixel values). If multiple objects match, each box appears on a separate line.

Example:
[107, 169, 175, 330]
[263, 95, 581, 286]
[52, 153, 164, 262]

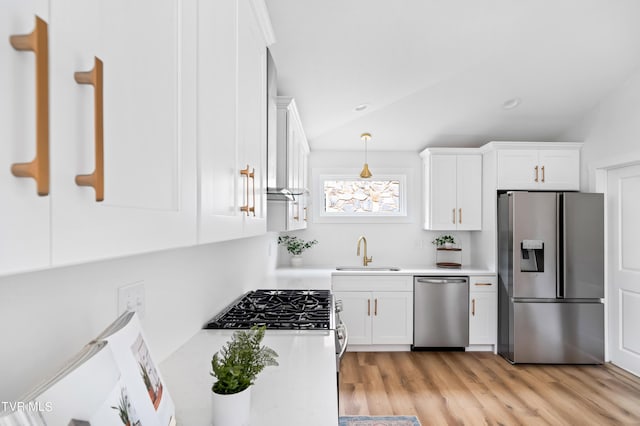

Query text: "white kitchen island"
[160, 329, 338, 426]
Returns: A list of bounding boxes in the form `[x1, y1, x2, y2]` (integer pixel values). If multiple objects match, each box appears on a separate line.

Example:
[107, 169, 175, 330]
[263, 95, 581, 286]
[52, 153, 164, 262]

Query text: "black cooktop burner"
[204, 289, 332, 330]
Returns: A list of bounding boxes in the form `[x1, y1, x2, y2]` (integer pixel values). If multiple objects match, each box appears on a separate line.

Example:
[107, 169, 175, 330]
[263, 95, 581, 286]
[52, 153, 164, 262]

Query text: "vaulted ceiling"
[265, 0, 640, 151]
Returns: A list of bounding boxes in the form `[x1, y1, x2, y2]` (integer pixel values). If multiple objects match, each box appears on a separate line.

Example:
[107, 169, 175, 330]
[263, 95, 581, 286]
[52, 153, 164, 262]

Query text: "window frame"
[312, 168, 410, 223]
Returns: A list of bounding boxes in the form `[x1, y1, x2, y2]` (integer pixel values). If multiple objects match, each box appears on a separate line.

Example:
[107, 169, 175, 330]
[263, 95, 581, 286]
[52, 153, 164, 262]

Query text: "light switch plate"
[118, 281, 145, 318]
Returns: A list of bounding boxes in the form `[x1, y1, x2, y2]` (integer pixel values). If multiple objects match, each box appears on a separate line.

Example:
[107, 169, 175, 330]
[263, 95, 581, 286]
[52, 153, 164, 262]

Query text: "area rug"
[339, 416, 421, 426]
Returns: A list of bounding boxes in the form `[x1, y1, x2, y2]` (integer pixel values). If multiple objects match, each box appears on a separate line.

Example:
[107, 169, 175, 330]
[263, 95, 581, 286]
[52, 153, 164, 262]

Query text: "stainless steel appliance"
[498, 191, 605, 364]
[413, 276, 469, 349]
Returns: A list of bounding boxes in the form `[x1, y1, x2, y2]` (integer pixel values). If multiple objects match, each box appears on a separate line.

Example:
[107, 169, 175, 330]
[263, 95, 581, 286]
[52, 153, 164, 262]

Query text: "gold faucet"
[357, 236, 373, 266]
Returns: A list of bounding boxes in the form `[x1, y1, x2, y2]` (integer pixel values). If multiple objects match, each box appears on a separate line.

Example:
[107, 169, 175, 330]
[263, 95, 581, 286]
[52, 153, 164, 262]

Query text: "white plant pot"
[211, 386, 251, 426]
[290, 254, 303, 267]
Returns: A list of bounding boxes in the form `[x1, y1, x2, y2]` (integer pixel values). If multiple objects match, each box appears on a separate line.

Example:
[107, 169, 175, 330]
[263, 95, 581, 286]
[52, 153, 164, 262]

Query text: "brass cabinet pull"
[459, 208, 462, 224]
[474, 282, 493, 286]
[374, 298, 378, 316]
[541, 165, 545, 183]
[249, 167, 256, 216]
[10, 16, 49, 196]
[303, 206, 308, 222]
[240, 165, 255, 215]
[293, 202, 299, 220]
[472, 299, 476, 316]
[534, 165, 539, 182]
[367, 299, 371, 316]
[452, 208, 456, 224]
[74, 57, 104, 202]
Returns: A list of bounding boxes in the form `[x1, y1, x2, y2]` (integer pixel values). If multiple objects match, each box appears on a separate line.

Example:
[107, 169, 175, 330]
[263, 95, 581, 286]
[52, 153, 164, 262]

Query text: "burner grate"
[205, 289, 332, 330]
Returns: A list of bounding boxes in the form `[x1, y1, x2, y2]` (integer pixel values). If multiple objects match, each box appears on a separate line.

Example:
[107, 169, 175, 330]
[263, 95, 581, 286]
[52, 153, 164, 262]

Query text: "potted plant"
[139, 362, 156, 403]
[432, 234, 456, 248]
[277, 235, 318, 267]
[111, 389, 130, 426]
[210, 326, 279, 426]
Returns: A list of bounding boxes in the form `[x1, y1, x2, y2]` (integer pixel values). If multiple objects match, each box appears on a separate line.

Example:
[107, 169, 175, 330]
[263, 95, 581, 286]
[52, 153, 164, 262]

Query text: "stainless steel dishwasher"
[413, 276, 469, 349]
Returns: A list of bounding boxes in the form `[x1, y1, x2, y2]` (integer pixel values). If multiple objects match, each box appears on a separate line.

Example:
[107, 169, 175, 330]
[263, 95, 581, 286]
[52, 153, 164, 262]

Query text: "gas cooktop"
[204, 289, 332, 330]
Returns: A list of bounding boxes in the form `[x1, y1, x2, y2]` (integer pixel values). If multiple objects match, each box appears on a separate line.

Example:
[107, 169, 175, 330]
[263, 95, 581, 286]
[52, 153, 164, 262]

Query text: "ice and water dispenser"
[520, 239, 544, 272]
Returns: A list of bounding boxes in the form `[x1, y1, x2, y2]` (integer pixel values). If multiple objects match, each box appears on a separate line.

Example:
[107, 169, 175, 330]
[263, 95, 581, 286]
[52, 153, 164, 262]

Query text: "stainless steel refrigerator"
[497, 191, 604, 364]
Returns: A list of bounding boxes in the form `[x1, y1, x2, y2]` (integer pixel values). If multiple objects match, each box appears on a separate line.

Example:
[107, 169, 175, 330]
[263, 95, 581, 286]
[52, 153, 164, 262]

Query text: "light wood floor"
[339, 351, 640, 425]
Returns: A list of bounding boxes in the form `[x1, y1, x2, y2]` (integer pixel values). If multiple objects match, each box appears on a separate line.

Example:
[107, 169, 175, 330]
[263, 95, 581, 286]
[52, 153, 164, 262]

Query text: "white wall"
[0, 234, 276, 400]
[277, 150, 477, 267]
[561, 66, 640, 189]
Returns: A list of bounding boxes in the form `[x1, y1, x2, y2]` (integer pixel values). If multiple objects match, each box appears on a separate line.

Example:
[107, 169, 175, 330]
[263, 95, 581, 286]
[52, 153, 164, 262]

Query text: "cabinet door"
[334, 291, 372, 345]
[456, 155, 482, 230]
[538, 149, 580, 190]
[496, 150, 539, 190]
[50, 0, 196, 265]
[428, 155, 458, 229]
[0, 3, 50, 275]
[237, 0, 267, 237]
[372, 292, 413, 344]
[469, 291, 497, 345]
[197, 0, 243, 243]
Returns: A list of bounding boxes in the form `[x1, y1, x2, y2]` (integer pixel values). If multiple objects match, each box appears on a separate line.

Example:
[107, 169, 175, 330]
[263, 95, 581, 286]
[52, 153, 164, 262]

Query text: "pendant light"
[359, 132, 372, 178]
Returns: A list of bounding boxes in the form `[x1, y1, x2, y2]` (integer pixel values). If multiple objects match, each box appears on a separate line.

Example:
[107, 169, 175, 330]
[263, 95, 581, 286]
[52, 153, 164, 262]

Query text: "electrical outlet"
[118, 281, 145, 318]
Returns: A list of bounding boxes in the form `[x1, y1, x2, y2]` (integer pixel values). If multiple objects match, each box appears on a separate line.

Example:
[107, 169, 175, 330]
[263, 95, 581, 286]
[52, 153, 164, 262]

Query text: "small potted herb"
[277, 235, 318, 266]
[432, 235, 456, 248]
[210, 326, 278, 426]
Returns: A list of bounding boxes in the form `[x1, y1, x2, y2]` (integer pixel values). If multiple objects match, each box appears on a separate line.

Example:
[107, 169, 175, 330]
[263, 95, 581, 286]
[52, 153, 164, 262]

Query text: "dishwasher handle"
[415, 277, 467, 284]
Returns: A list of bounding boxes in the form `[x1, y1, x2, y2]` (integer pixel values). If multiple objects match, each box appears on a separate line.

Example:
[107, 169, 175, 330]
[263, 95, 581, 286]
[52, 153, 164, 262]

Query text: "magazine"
[1, 312, 176, 426]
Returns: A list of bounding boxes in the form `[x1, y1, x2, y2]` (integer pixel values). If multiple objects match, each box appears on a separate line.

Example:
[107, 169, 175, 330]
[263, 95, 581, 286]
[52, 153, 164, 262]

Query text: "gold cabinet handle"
[303, 206, 308, 222]
[452, 208, 456, 224]
[534, 165, 539, 182]
[292, 201, 299, 220]
[249, 167, 256, 216]
[240, 165, 256, 216]
[472, 299, 476, 316]
[474, 282, 493, 286]
[541, 165, 545, 183]
[367, 299, 371, 316]
[459, 208, 462, 224]
[74, 57, 104, 202]
[374, 298, 378, 316]
[10, 16, 49, 196]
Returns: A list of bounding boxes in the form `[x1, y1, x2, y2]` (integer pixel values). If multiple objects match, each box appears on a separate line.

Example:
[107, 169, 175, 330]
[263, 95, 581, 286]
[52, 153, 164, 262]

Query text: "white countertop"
[160, 330, 338, 426]
[273, 265, 495, 278]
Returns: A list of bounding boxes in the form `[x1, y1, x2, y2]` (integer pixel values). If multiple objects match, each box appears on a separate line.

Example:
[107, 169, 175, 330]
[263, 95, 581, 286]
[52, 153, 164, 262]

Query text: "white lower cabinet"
[333, 275, 413, 348]
[468, 275, 497, 349]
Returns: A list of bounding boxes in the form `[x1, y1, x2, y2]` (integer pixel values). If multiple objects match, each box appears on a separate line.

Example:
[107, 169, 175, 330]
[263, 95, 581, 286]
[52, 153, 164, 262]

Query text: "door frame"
[593, 152, 640, 364]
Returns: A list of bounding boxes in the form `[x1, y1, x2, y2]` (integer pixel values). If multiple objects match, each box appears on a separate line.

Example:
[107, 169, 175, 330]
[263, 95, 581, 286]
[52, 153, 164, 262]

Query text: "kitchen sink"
[335, 266, 401, 271]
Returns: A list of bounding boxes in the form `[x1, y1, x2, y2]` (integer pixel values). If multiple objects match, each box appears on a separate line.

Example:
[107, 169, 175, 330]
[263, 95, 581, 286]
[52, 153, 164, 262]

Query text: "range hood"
[267, 187, 307, 201]
[266, 49, 308, 202]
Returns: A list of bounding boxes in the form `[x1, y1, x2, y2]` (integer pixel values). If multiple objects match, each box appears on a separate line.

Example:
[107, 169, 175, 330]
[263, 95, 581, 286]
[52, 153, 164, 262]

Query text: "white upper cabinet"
[49, 0, 197, 265]
[421, 149, 482, 231]
[1, 0, 274, 275]
[1, 2, 51, 275]
[492, 142, 581, 191]
[267, 97, 310, 232]
[198, 0, 272, 243]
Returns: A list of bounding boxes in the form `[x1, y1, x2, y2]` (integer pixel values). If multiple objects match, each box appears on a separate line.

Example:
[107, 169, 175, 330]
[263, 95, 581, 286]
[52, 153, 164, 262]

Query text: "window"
[316, 173, 407, 220]
[323, 179, 401, 214]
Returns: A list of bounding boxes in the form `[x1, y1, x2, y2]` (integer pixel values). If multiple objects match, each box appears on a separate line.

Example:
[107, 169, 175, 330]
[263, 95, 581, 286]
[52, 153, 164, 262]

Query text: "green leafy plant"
[139, 362, 152, 390]
[432, 235, 456, 246]
[277, 235, 318, 256]
[111, 389, 130, 425]
[210, 326, 279, 395]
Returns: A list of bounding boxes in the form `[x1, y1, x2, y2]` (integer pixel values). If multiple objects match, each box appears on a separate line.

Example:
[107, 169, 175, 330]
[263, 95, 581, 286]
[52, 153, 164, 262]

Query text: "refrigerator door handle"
[557, 193, 565, 299]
